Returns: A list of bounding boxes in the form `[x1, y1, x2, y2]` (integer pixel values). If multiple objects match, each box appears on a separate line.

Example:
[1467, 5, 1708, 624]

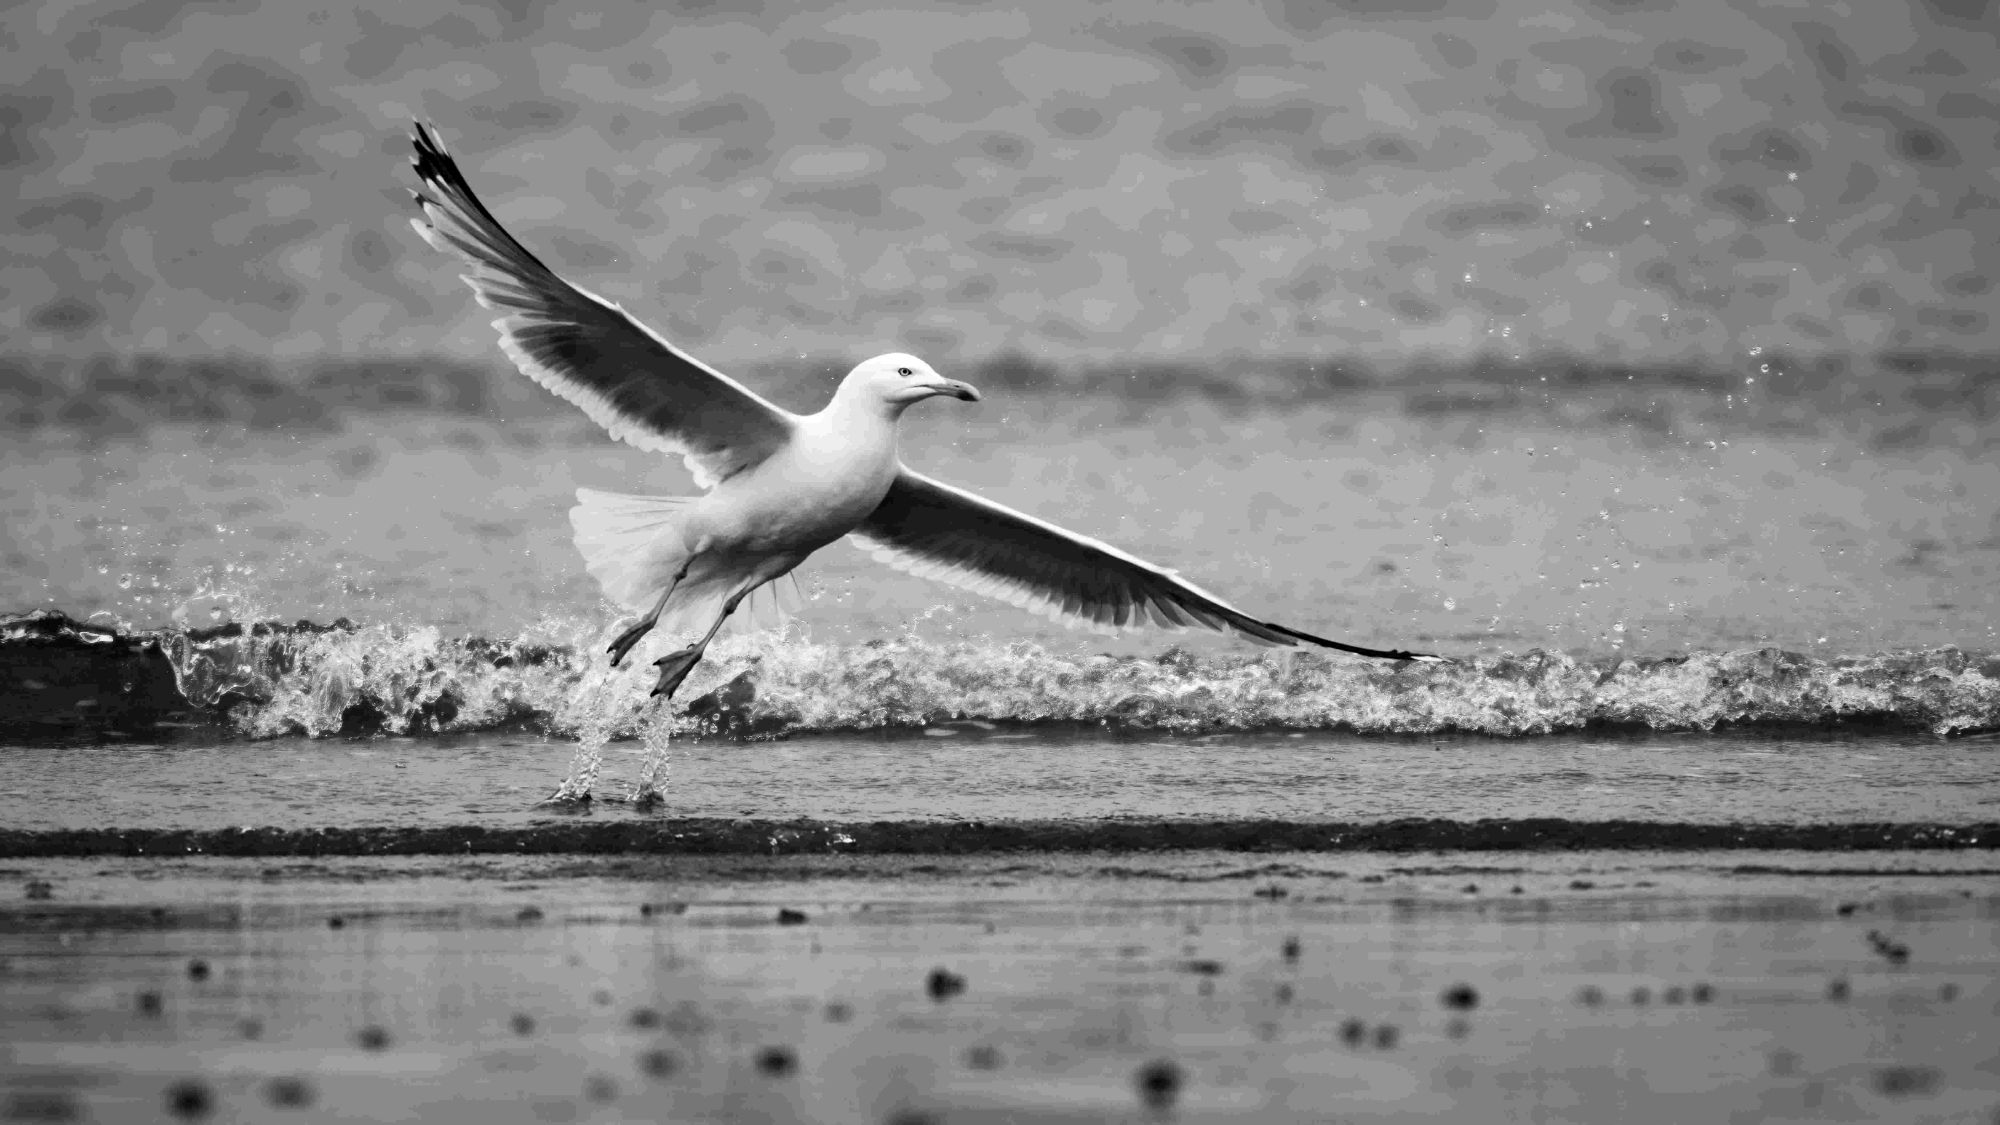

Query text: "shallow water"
[3, 727, 1995, 831]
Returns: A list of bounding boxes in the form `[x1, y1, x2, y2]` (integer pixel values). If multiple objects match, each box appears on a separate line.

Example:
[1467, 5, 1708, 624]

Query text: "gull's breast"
[701, 422, 899, 555]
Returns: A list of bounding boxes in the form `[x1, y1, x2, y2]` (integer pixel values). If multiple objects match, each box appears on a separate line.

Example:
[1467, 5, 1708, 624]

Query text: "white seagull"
[406, 123, 1445, 699]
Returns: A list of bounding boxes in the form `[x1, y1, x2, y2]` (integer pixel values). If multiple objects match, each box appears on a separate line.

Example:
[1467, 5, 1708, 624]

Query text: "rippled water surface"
[4, 727, 1994, 831]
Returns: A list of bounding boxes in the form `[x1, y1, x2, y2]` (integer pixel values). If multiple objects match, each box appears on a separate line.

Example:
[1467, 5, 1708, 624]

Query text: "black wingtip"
[1259, 618, 1452, 664]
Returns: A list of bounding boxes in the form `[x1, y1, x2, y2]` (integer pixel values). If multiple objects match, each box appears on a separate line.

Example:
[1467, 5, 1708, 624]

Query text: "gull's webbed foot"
[606, 618, 656, 667]
[651, 645, 704, 698]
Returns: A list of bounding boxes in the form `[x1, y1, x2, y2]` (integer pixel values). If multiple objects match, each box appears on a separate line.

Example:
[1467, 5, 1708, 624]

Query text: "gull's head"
[840, 352, 980, 414]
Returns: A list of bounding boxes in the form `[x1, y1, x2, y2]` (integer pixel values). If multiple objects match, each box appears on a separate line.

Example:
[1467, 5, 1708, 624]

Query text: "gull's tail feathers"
[570, 488, 801, 639]
[569, 488, 696, 612]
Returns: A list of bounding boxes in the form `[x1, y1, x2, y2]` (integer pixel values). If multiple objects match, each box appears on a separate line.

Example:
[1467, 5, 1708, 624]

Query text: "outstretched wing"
[850, 467, 1446, 661]
[405, 122, 796, 488]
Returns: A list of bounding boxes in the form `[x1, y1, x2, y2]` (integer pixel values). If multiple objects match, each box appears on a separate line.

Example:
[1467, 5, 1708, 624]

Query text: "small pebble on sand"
[186, 959, 210, 982]
[964, 1045, 1002, 1070]
[926, 967, 966, 1001]
[1441, 983, 1479, 1010]
[755, 1046, 796, 1076]
[1373, 1024, 1400, 1050]
[639, 1048, 678, 1078]
[1826, 978, 1850, 1001]
[264, 1076, 314, 1109]
[824, 1002, 852, 1022]
[1135, 1059, 1182, 1112]
[1340, 1018, 1367, 1046]
[166, 1080, 212, 1120]
[777, 908, 808, 924]
[1575, 985, 1604, 1007]
[629, 1007, 661, 1029]
[355, 1025, 391, 1051]
[137, 990, 163, 1017]
[1281, 936, 1301, 962]
[511, 1013, 535, 1035]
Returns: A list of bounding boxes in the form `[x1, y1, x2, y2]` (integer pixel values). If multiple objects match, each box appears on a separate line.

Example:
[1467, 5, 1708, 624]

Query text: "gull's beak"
[927, 379, 980, 402]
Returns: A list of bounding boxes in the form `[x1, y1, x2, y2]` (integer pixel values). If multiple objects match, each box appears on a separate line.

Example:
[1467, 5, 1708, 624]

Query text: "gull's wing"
[405, 122, 796, 488]
[851, 468, 1447, 662]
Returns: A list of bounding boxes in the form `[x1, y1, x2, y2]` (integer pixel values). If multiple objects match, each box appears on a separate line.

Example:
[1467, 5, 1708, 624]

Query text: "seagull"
[405, 122, 1445, 700]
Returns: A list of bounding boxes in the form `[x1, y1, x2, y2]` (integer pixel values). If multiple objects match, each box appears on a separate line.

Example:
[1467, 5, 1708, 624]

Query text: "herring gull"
[405, 122, 1445, 700]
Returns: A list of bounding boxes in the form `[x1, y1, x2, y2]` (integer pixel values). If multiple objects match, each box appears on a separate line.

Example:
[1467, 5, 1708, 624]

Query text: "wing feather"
[405, 122, 797, 488]
[851, 468, 1446, 661]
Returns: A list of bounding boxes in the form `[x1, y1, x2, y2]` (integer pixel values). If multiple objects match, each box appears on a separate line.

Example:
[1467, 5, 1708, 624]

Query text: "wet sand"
[3, 851, 1994, 1123]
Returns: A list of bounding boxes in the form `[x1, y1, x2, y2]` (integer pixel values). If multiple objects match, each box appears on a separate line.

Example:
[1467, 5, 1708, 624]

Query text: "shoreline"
[1, 817, 1991, 859]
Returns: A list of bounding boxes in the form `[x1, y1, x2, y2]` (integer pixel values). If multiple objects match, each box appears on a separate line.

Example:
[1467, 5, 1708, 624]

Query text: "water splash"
[4, 611, 1987, 742]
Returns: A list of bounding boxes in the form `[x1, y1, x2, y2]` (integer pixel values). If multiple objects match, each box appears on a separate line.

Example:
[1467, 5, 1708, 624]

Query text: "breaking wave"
[6, 612, 1993, 740]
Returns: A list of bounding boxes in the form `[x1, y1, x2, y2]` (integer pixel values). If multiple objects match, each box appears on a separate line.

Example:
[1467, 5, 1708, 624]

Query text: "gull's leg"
[650, 587, 750, 699]
[606, 561, 689, 667]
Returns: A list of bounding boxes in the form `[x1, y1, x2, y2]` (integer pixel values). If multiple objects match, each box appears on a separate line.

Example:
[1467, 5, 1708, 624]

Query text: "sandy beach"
[3, 849, 1994, 1124]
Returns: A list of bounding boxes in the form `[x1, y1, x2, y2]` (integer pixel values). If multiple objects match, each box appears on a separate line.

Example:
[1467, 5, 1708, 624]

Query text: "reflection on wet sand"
[2, 853, 1994, 1123]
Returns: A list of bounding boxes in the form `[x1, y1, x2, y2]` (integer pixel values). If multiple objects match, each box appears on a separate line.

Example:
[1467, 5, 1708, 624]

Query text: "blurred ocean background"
[3, 1, 1997, 781]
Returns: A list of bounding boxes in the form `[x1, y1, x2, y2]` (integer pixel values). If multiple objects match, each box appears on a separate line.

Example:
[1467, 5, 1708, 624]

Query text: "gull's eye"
[896, 366, 913, 376]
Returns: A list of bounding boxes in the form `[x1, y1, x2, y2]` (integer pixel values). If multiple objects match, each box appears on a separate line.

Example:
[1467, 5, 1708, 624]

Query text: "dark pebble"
[1873, 1065, 1941, 1098]
[137, 990, 163, 1016]
[1254, 884, 1288, 899]
[964, 1045, 1002, 1070]
[1373, 1024, 1399, 1050]
[1663, 986, 1686, 1005]
[1274, 983, 1294, 1004]
[639, 903, 653, 917]
[1181, 959, 1225, 976]
[926, 967, 966, 1001]
[1575, 985, 1604, 1007]
[1826, 978, 1850, 1001]
[629, 1006, 661, 1030]
[510, 1013, 535, 1036]
[639, 1048, 678, 1078]
[1461, 884, 1478, 895]
[584, 1074, 618, 1103]
[238, 1017, 263, 1040]
[1569, 880, 1595, 890]
[1630, 987, 1651, 1006]
[1440, 983, 1479, 1011]
[1691, 982, 1715, 1004]
[1281, 937, 1301, 963]
[1938, 982, 1959, 1002]
[516, 906, 544, 922]
[777, 908, 808, 925]
[355, 1025, 391, 1051]
[824, 1002, 852, 1023]
[1836, 902, 1858, 916]
[1135, 1059, 1182, 1111]
[1509, 885, 1524, 895]
[264, 1076, 314, 1109]
[755, 1046, 796, 1076]
[187, 959, 210, 982]
[165, 1079, 212, 1120]
[327, 915, 344, 929]
[1340, 1018, 1367, 1046]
